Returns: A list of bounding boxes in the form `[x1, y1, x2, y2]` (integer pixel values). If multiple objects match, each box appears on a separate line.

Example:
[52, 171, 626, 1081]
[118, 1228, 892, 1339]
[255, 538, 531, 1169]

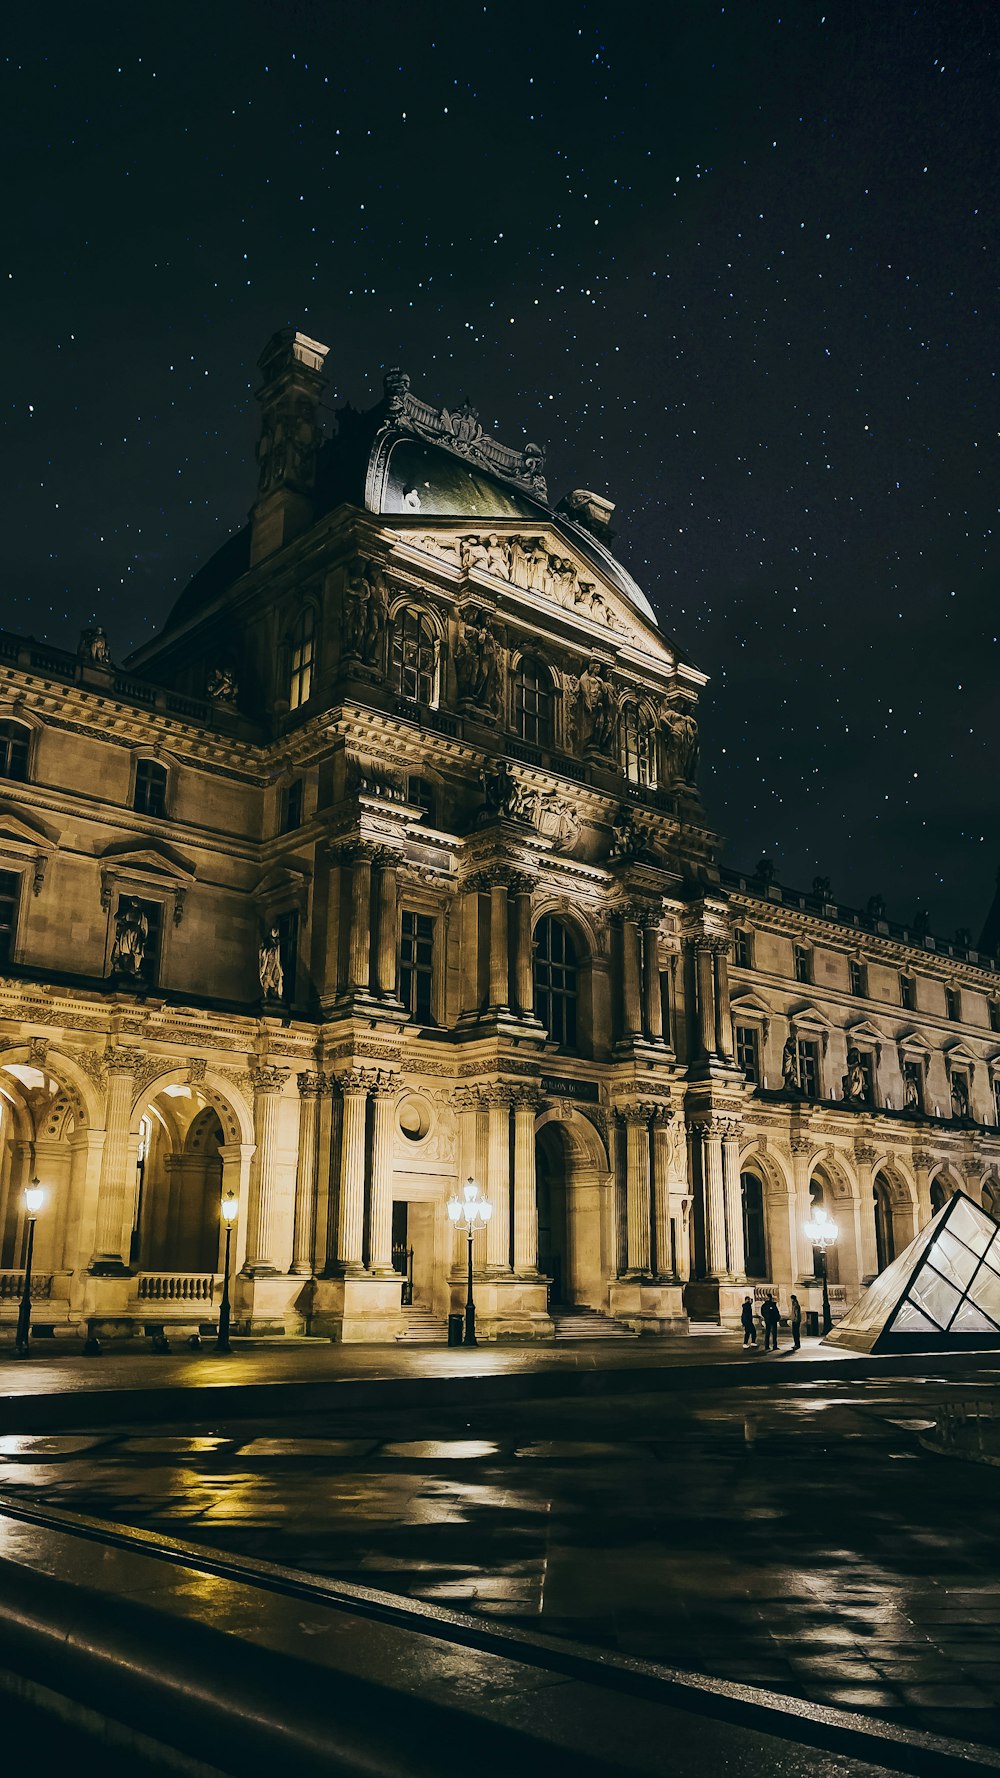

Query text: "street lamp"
[216, 1190, 238, 1355]
[803, 1203, 839, 1335]
[14, 1181, 44, 1359]
[447, 1176, 493, 1347]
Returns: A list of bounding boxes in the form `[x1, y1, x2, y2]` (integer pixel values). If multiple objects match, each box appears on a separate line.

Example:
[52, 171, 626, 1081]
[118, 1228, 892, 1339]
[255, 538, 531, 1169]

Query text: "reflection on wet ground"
[4, 1378, 1000, 1747]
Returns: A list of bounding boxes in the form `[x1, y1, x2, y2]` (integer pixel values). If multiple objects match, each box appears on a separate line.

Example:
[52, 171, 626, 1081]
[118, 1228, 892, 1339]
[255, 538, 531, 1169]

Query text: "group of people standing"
[740, 1292, 803, 1351]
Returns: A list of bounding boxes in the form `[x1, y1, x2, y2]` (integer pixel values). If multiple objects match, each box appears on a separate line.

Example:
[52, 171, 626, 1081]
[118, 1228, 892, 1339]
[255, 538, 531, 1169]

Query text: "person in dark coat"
[761, 1292, 780, 1350]
[740, 1295, 757, 1347]
[790, 1294, 802, 1350]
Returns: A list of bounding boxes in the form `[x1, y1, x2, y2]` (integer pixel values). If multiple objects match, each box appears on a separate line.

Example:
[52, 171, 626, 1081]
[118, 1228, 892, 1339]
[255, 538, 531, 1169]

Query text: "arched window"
[873, 1176, 895, 1272]
[534, 917, 578, 1050]
[511, 657, 552, 747]
[621, 702, 654, 787]
[288, 606, 316, 710]
[391, 608, 437, 706]
[930, 1176, 948, 1215]
[0, 721, 30, 783]
[741, 1172, 767, 1277]
[133, 758, 167, 818]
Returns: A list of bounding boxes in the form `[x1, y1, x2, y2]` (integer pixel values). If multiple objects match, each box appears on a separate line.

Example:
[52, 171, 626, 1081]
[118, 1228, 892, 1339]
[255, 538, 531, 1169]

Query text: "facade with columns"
[1, 328, 998, 1341]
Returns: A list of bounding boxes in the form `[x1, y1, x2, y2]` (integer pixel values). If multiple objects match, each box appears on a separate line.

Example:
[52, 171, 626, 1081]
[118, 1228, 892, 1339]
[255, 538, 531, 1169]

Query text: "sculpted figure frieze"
[409, 529, 624, 632]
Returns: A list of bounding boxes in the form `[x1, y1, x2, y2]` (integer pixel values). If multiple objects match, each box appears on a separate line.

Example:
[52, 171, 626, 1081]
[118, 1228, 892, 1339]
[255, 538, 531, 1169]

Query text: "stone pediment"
[0, 802, 59, 851]
[391, 523, 670, 660]
[99, 841, 196, 923]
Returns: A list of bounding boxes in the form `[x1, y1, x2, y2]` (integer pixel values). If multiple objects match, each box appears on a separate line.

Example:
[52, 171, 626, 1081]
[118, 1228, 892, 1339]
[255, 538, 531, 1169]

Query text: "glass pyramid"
[825, 1189, 1000, 1353]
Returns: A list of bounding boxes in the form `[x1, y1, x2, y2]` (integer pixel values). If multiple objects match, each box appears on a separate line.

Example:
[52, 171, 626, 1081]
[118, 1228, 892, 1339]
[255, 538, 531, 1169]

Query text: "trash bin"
[447, 1312, 464, 1347]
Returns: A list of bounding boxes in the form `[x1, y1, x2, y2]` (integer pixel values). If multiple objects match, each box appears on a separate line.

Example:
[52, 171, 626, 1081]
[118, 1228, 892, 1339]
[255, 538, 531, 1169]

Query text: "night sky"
[4, 2, 997, 937]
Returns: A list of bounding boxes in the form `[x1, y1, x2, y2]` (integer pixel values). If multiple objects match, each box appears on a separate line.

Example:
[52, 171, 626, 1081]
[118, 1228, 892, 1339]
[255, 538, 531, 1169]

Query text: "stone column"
[642, 917, 664, 1042]
[455, 1087, 485, 1272]
[855, 1142, 879, 1278]
[485, 1086, 512, 1269]
[488, 874, 510, 1012]
[91, 1047, 141, 1271]
[789, 1136, 815, 1278]
[722, 1126, 745, 1278]
[714, 941, 734, 1060]
[459, 885, 482, 1020]
[242, 1065, 289, 1274]
[696, 943, 717, 1059]
[290, 1071, 326, 1275]
[368, 1072, 398, 1274]
[511, 876, 535, 1018]
[697, 1117, 727, 1277]
[912, 1149, 933, 1228]
[218, 1143, 255, 1274]
[373, 852, 400, 999]
[650, 1107, 673, 1277]
[621, 1104, 651, 1274]
[334, 1070, 370, 1271]
[621, 913, 643, 1039]
[347, 847, 373, 994]
[511, 1087, 539, 1274]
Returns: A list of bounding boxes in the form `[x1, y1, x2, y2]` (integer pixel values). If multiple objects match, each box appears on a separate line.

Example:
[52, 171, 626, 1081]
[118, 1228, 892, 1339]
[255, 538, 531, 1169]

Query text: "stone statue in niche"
[950, 1074, 970, 1119]
[661, 703, 700, 785]
[259, 926, 284, 1001]
[781, 1035, 800, 1091]
[342, 561, 388, 669]
[574, 660, 617, 754]
[454, 611, 503, 717]
[111, 899, 148, 978]
[903, 1070, 921, 1110]
[207, 666, 238, 703]
[78, 625, 110, 665]
[843, 1047, 868, 1103]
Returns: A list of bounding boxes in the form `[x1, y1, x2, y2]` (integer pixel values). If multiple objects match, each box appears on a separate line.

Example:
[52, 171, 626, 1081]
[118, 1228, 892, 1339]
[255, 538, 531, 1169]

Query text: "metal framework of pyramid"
[824, 1189, 1000, 1353]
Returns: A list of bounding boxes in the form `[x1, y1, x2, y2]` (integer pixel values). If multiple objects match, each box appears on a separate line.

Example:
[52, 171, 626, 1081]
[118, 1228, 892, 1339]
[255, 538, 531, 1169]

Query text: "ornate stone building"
[1, 329, 998, 1341]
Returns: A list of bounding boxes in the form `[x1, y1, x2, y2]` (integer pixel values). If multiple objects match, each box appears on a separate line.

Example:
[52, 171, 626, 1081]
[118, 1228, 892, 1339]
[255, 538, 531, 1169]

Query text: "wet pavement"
[2, 1372, 1000, 1750]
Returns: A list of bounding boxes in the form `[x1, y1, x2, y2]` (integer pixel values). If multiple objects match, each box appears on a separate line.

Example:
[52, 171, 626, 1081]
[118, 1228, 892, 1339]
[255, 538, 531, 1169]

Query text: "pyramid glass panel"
[909, 1268, 962, 1330]
[929, 1227, 979, 1293]
[826, 1191, 1000, 1352]
[951, 1298, 1000, 1336]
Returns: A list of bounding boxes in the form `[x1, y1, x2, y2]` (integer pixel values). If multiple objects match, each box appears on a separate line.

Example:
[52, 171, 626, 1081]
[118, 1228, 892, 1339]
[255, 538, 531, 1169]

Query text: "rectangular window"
[733, 928, 752, 969]
[407, 776, 437, 827]
[134, 759, 167, 818]
[399, 910, 434, 1023]
[275, 908, 299, 1003]
[946, 986, 961, 1021]
[793, 944, 811, 984]
[990, 1001, 1000, 1034]
[900, 973, 916, 1011]
[735, 1024, 760, 1083]
[0, 869, 20, 968]
[280, 778, 303, 834]
[797, 1037, 820, 1098]
[849, 959, 865, 997]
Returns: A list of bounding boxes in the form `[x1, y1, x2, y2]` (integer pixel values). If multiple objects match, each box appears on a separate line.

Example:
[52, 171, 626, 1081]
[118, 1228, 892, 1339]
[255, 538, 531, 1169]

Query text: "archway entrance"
[0, 1057, 90, 1285]
[534, 1114, 606, 1309]
[131, 1083, 237, 1275]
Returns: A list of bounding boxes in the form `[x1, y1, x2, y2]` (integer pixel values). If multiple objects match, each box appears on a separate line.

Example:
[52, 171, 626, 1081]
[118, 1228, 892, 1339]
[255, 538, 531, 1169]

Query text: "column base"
[232, 1272, 311, 1336]
[448, 1275, 552, 1342]
[310, 1273, 404, 1342]
[608, 1280, 689, 1335]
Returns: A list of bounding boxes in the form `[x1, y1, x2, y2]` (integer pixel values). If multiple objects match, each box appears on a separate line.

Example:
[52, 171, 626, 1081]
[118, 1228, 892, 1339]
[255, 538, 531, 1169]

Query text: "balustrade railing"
[137, 1272, 218, 1304]
[0, 1271, 54, 1301]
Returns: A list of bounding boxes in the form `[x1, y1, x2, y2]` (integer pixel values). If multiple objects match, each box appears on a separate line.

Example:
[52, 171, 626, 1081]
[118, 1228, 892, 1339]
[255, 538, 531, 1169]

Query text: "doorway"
[536, 1124, 569, 1304]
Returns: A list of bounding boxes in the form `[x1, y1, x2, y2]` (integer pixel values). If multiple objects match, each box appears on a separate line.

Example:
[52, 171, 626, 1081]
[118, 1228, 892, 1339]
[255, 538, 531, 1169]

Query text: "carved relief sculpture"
[259, 926, 284, 1001]
[207, 666, 238, 703]
[661, 702, 700, 785]
[342, 560, 388, 670]
[574, 659, 617, 755]
[454, 610, 503, 717]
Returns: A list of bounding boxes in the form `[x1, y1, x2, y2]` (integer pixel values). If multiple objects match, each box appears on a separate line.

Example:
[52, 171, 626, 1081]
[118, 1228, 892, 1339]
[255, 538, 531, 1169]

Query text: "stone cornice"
[728, 889, 1000, 989]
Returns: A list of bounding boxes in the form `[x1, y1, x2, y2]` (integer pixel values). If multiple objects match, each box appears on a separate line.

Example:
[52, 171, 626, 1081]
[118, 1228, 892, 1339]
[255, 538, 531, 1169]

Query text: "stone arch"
[0, 1047, 100, 1277]
[929, 1161, 963, 1213]
[982, 1171, 1000, 1218]
[128, 1068, 253, 1146]
[871, 1156, 920, 1256]
[0, 1045, 100, 1130]
[534, 1104, 610, 1310]
[740, 1143, 793, 1285]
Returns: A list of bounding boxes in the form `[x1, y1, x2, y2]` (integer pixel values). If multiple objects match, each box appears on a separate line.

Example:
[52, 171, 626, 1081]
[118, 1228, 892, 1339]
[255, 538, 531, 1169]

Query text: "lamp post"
[447, 1176, 493, 1347]
[14, 1181, 44, 1359]
[803, 1204, 839, 1336]
[216, 1190, 238, 1355]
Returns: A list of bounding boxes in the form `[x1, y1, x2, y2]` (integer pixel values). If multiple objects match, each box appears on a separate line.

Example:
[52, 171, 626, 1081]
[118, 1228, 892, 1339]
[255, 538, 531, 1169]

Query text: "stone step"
[551, 1308, 637, 1341]
[395, 1309, 449, 1344]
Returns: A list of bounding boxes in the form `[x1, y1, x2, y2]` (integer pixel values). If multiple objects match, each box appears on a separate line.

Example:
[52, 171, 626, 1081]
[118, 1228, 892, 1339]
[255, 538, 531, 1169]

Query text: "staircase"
[551, 1305, 637, 1342]
[395, 1305, 449, 1344]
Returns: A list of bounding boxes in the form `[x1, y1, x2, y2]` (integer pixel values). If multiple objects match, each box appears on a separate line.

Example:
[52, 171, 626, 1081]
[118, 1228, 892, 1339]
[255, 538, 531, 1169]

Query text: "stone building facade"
[1, 328, 998, 1341]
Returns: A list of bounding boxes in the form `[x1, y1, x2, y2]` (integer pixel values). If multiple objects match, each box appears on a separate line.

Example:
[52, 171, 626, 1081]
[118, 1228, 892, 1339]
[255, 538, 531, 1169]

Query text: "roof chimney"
[250, 329, 329, 565]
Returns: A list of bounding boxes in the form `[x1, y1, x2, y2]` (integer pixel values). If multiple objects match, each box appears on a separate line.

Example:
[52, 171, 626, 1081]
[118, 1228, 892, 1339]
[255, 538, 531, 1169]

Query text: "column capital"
[911, 1148, 934, 1170]
[334, 1066, 376, 1098]
[369, 1069, 400, 1101]
[789, 1133, 813, 1155]
[647, 1103, 675, 1127]
[466, 863, 519, 892]
[854, 1142, 878, 1164]
[297, 1070, 329, 1098]
[690, 1111, 738, 1139]
[250, 1064, 289, 1096]
[615, 1101, 651, 1128]
[479, 1081, 515, 1108]
[507, 870, 535, 898]
[961, 1157, 984, 1181]
[105, 1045, 143, 1075]
[509, 1082, 541, 1111]
[329, 837, 387, 866]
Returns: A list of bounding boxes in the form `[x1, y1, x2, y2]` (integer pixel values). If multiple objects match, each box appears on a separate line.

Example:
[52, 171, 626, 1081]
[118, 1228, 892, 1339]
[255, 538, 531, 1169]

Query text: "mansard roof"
[162, 341, 659, 636]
